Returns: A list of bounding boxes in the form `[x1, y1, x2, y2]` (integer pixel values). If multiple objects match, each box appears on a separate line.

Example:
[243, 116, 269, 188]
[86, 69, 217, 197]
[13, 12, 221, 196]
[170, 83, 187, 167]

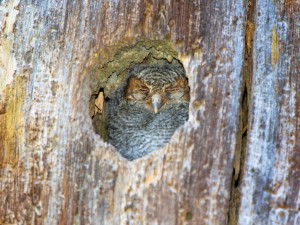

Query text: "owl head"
[124, 64, 190, 113]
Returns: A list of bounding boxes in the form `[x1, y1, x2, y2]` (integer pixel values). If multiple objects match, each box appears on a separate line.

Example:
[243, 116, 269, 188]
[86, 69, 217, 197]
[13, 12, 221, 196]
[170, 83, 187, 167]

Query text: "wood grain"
[0, 0, 298, 225]
[239, 1, 300, 224]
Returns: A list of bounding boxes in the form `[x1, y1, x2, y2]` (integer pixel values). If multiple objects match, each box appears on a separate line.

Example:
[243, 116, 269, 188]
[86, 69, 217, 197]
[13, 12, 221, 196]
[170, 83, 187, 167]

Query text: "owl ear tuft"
[128, 65, 142, 76]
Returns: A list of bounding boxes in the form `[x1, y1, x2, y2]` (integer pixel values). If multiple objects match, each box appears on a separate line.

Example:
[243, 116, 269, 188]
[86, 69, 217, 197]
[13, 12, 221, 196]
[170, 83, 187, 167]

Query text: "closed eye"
[165, 86, 180, 92]
[139, 85, 149, 92]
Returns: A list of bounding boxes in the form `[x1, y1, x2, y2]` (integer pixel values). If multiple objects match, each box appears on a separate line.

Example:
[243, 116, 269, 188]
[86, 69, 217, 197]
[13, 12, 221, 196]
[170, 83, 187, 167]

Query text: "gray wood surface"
[239, 1, 300, 224]
[0, 1, 298, 225]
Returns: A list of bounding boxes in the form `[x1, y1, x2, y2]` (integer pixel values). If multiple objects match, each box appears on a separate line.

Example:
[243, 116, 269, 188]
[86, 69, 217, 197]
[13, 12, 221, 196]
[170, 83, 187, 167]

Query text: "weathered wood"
[238, 1, 300, 224]
[0, 0, 298, 225]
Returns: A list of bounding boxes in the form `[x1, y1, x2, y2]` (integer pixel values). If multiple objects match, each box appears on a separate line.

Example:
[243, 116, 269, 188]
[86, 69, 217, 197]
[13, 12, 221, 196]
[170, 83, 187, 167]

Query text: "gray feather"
[106, 64, 189, 160]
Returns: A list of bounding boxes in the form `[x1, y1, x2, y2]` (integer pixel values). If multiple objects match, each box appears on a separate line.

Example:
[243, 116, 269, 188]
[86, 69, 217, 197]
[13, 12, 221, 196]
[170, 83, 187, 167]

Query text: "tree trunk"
[0, 0, 298, 225]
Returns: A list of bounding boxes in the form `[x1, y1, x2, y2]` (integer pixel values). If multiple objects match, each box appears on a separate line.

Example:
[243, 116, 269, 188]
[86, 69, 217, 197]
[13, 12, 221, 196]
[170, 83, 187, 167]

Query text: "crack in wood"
[228, 0, 256, 224]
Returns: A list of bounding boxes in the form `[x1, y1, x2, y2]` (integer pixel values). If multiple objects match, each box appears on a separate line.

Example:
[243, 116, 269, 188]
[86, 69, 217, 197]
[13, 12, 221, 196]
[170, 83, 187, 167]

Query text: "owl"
[106, 64, 190, 160]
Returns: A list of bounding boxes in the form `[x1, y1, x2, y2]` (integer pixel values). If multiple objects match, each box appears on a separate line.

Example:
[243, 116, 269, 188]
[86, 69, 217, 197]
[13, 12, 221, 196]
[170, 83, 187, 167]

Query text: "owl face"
[124, 75, 190, 113]
[107, 64, 190, 160]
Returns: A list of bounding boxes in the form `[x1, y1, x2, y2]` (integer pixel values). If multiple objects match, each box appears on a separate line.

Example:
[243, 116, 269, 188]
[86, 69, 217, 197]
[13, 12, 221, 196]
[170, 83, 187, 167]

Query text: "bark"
[238, 1, 300, 224]
[0, 0, 298, 225]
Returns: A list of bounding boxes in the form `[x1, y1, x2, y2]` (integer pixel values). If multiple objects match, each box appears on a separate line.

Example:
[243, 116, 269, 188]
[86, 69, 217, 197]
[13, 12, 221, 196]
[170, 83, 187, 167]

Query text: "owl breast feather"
[107, 101, 188, 160]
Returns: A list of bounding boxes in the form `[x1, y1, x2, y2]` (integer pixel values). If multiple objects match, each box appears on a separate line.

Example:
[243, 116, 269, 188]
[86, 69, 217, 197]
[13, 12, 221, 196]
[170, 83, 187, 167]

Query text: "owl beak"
[152, 93, 162, 113]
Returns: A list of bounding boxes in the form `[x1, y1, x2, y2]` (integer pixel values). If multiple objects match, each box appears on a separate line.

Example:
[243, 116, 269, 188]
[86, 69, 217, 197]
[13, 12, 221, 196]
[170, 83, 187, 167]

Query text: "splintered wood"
[94, 91, 104, 115]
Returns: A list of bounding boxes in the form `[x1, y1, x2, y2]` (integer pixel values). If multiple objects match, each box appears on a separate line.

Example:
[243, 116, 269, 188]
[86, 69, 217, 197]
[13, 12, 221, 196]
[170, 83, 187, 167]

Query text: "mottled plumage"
[107, 64, 190, 160]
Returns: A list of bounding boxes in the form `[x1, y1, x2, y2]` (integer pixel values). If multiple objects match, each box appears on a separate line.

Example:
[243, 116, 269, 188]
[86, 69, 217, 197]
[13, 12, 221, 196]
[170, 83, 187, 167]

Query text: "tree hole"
[89, 40, 190, 160]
